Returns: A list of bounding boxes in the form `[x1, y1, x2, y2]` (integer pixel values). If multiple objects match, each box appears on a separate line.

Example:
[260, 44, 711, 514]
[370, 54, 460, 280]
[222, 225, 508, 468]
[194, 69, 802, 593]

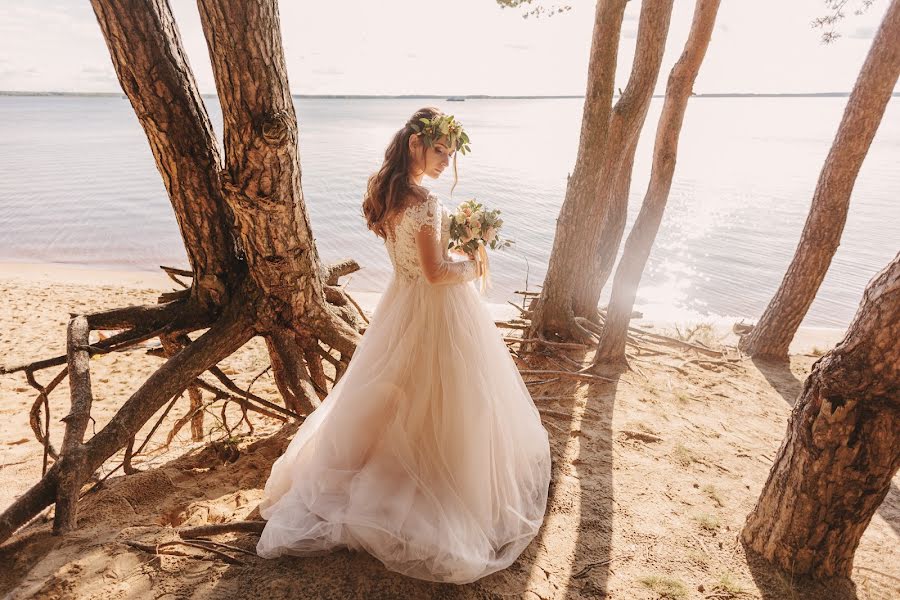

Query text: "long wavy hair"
[363, 106, 458, 241]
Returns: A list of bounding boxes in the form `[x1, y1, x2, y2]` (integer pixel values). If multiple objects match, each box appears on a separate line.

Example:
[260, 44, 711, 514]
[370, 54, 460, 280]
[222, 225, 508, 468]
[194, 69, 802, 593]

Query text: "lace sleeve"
[412, 194, 478, 285]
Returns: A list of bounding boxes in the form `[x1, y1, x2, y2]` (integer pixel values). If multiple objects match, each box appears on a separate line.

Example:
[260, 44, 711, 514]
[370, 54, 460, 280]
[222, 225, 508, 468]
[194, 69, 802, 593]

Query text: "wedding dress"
[255, 191, 552, 584]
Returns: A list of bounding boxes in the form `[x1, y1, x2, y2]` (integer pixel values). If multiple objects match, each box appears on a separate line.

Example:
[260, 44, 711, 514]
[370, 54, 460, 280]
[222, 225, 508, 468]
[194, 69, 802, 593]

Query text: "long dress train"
[255, 191, 552, 584]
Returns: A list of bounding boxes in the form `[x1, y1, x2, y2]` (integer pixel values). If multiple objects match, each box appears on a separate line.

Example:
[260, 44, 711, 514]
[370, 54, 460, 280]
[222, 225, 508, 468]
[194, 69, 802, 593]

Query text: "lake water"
[0, 95, 897, 329]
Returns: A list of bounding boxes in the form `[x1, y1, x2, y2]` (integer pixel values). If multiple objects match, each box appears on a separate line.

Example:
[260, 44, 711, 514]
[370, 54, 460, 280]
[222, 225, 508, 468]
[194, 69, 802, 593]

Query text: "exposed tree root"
[124, 539, 245, 565]
[27, 367, 67, 472]
[0, 304, 255, 544]
[176, 520, 266, 537]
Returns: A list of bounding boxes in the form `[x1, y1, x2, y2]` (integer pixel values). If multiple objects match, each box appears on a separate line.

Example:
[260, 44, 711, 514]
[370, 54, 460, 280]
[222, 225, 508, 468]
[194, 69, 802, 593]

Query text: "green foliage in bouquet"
[410, 114, 472, 155]
[448, 199, 514, 255]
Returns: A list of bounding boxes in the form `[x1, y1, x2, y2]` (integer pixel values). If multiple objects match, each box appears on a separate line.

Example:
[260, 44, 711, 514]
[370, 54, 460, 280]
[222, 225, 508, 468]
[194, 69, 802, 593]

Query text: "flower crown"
[409, 114, 471, 155]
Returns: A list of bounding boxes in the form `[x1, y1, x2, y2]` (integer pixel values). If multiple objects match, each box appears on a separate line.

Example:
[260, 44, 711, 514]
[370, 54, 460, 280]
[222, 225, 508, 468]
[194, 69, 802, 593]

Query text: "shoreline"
[0, 261, 845, 354]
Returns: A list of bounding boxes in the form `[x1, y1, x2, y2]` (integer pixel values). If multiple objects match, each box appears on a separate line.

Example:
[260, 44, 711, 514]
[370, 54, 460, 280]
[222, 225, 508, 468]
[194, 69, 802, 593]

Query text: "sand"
[0, 262, 897, 600]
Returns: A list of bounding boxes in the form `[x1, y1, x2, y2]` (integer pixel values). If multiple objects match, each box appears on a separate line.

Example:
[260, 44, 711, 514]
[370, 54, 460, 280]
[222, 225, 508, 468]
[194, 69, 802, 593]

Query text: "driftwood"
[53, 317, 95, 533]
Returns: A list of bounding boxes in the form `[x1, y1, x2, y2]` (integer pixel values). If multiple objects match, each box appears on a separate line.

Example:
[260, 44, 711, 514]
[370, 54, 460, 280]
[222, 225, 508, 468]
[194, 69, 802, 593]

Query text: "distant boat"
[446, 96, 465, 102]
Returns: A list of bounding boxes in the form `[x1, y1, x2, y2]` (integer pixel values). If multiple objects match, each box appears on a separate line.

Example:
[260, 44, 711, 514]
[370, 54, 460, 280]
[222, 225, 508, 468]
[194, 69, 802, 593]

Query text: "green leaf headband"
[409, 114, 471, 155]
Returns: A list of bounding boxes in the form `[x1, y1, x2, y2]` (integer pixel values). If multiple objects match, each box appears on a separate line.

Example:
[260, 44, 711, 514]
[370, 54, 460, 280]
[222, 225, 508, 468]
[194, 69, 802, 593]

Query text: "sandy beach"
[0, 262, 897, 599]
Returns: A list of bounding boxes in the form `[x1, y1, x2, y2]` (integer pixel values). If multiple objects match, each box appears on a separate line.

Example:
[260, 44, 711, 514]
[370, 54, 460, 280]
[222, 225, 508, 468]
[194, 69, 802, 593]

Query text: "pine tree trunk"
[91, 0, 238, 310]
[741, 253, 900, 578]
[585, 146, 637, 308]
[574, 0, 675, 322]
[739, 0, 900, 360]
[527, 0, 627, 340]
[196, 0, 361, 359]
[530, 0, 673, 342]
[592, 0, 721, 369]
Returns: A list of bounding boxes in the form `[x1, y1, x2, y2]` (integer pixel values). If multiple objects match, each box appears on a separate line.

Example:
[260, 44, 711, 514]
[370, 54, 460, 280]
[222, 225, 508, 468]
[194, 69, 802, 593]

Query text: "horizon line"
[1, 90, 889, 99]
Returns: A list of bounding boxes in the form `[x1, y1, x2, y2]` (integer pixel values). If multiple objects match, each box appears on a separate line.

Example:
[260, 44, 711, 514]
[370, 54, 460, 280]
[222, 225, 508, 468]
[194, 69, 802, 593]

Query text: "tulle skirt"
[255, 274, 552, 584]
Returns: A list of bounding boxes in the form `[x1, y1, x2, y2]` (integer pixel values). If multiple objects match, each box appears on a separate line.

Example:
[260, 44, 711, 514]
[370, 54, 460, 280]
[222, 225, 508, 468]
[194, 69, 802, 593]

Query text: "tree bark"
[741, 253, 900, 578]
[592, 0, 721, 369]
[91, 0, 238, 310]
[196, 0, 360, 358]
[581, 141, 637, 319]
[576, 0, 675, 321]
[525, 0, 627, 341]
[530, 0, 674, 342]
[738, 0, 900, 360]
[264, 331, 321, 415]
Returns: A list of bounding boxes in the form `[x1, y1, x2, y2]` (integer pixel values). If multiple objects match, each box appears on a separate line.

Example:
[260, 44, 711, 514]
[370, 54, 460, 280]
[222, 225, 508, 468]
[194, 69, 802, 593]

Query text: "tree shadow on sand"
[743, 546, 862, 600]
[750, 357, 805, 407]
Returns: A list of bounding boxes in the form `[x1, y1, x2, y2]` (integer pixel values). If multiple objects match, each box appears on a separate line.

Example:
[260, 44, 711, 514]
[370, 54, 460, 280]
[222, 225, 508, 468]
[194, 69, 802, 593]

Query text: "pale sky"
[0, 0, 892, 95]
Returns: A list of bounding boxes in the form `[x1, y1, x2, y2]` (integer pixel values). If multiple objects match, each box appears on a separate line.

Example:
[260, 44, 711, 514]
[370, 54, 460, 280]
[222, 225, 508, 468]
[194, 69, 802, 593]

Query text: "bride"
[255, 107, 552, 584]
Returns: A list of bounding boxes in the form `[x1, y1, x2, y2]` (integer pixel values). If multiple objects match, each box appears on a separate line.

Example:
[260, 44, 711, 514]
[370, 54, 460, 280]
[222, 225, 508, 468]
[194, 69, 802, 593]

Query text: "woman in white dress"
[255, 106, 552, 584]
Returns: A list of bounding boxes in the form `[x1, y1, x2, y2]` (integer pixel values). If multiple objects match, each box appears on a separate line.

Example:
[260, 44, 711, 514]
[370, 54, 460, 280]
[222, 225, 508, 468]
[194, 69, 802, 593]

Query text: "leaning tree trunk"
[196, 0, 361, 360]
[592, 0, 721, 370]
[0, 0, 365, 544]
[738, 0, 900, 360]
[741, 252, 900, 578]
[529, 0, 674, 343]
[524, 0, 626, 342]
[91, 0, 238, 311]
[586, 147, 636, 306]
[573, 0, 675, 324]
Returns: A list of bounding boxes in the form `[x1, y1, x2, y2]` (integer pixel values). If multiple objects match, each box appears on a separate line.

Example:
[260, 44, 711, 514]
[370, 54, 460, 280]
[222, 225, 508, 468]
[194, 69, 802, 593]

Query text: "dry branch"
[27, 367, 67, 471]
[504, 336, 589, 350]
[519, 369, 614, 382]
[324, 258, 361, 286]
[176, 520, 265, 537]
[125, 539, 244, 565]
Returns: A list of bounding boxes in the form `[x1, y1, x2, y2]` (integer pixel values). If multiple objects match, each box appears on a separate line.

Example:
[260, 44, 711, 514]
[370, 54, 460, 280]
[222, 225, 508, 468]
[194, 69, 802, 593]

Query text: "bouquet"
[448, 199, 513, 292]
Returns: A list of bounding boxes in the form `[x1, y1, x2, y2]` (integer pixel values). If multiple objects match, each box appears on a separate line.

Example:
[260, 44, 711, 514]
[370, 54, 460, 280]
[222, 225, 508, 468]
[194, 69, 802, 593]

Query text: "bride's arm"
[413, 200, 478, 285]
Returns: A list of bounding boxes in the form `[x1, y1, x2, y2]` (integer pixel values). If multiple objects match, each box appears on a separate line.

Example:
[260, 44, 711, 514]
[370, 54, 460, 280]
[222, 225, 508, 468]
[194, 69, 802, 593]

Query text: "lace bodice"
[384, 192, 478, 285]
